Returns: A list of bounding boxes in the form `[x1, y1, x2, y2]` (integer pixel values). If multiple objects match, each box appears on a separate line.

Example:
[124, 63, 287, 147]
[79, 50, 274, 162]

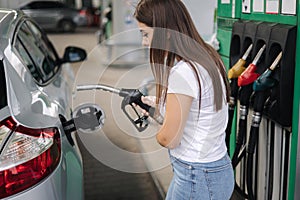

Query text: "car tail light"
[79, 10, 87, 16]
[0, 117, 61, 198]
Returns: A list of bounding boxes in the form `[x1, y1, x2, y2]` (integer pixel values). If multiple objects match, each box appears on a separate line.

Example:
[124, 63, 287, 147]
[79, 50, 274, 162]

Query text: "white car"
[0, 9, 90, 200]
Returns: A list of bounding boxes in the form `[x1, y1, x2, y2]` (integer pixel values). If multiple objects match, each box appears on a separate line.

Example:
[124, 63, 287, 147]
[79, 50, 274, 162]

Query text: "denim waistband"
[170, 153, 231, 170]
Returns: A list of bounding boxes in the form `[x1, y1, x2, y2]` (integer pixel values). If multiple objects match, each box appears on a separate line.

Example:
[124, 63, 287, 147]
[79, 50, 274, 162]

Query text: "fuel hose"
[246, 52, 281, 200]
[226, 44, 253, 152]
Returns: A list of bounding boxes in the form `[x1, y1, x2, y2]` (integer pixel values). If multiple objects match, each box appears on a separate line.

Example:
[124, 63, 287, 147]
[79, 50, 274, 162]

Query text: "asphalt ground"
[77, 136, 163, 200]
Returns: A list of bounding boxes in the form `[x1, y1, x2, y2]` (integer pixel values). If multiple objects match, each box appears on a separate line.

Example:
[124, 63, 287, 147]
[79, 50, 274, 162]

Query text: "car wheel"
[59, 20, 76, 32]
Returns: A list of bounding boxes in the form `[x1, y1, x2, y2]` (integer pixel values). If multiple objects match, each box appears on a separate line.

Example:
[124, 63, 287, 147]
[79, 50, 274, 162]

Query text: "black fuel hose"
[246, 91, 270, 200]
[226, 79, 239, 153]
[231, 84, 253, 199]
[232, 84, 253, 167]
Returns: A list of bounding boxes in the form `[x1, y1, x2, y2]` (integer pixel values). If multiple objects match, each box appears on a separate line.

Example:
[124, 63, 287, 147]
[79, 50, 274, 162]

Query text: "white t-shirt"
[167, 60, 228, 163]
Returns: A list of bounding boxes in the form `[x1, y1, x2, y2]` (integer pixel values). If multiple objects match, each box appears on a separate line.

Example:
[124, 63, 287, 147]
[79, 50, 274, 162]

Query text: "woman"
[134, 0, 234, 199]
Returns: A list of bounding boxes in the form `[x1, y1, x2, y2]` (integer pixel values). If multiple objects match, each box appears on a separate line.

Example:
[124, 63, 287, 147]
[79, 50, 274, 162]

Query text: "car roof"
[0, 9, 25, 53]
[0, 9, 29, 37]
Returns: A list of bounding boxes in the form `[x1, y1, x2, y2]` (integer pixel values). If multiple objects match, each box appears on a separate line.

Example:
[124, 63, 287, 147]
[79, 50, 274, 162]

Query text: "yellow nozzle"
[228, 59, 246, 79]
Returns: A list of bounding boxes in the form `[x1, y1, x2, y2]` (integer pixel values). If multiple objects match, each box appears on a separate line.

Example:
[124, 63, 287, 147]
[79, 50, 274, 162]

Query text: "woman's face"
[137, 22, 154, 47]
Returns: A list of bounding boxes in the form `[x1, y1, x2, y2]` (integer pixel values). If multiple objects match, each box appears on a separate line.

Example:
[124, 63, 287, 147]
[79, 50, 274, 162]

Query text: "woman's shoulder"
[173, 60, 207, 76]
[172, 60, 194, 73]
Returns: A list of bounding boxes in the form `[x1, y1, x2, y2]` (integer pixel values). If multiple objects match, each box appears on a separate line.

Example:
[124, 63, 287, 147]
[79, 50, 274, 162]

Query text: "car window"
[26, 21, 57, 61]
[14, 21, 60, 84]
[14, 38, 43, 83]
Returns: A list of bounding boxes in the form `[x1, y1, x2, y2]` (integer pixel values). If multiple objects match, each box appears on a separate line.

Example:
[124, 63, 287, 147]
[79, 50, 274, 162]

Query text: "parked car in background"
[79, 7, 101, 27]
[0, 8, 86, 199]
[19, 1, 87, 32]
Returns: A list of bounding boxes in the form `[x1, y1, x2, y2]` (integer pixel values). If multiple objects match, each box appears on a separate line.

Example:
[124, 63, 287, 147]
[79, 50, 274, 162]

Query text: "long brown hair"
[134, 0, 230, 111]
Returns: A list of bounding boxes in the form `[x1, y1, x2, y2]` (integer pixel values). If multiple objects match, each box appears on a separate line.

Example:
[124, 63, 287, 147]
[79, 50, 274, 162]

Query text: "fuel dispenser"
[227, 20, 296, 199]
[217, 0, 300, 199]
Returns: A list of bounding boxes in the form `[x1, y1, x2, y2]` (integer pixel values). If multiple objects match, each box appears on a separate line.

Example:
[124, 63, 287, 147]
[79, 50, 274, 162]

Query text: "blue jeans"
[166, 154, 234, 200]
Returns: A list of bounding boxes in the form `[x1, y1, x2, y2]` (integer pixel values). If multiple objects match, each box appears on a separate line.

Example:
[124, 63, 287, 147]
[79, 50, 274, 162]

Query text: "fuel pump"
[246, 52, 282, 200]
[226, 44, 253, 152]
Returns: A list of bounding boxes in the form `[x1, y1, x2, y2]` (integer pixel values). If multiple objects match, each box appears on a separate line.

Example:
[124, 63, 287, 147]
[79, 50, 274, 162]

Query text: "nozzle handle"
[252, 51, 282, 92]
[269, 51, 282, 71]
[242, 44, 253, 60]
[252, 44, 266, 65]
[119, 89, 153, 114]
[120, 88, 163, 125]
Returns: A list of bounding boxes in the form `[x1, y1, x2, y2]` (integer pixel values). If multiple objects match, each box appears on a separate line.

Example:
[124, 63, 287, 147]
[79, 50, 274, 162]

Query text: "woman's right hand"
[141, 96, 156, 107]
[139, 96, 156, 116]
[138, 95, 164, 125]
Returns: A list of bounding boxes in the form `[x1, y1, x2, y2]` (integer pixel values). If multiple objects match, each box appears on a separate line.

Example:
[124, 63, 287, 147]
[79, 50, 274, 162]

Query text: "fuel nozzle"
[253, 52, 282, 91]
[228, 44, 253, 79]
[238, 44, 266, 87]
[76, 84, 163, 132]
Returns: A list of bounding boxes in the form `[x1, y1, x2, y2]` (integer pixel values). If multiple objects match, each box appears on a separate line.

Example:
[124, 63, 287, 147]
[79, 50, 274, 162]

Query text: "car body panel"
[19, 1, 87, 31]
[0, 9, 84, 200]
[3, 47, 74, 126]
[6, 138, 84, 200]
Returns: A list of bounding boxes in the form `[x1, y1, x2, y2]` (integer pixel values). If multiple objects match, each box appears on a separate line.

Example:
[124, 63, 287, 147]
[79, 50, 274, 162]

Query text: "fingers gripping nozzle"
[120, 89, 154, 132]
[120, 88, 164, 131]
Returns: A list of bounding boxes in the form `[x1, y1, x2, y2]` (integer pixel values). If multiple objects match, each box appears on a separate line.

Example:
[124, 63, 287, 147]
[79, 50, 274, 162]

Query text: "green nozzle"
[253, 70, 277, 91]
[253, 51, 282, 91]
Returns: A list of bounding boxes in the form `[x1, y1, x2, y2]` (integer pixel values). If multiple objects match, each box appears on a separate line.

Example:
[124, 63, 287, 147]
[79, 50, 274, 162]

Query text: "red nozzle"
[238, 63, 260, 87]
